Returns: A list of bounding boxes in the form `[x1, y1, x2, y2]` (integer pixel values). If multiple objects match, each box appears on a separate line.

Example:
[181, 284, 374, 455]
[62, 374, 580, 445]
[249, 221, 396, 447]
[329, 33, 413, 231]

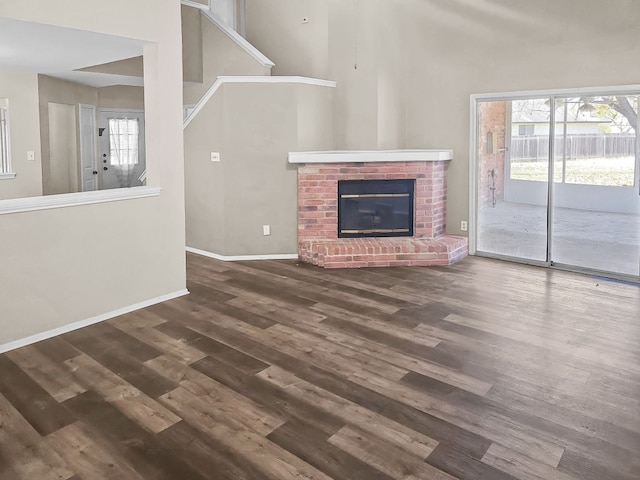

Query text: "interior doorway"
[472, 89, 640, 281]
[46, 102, 78, 195]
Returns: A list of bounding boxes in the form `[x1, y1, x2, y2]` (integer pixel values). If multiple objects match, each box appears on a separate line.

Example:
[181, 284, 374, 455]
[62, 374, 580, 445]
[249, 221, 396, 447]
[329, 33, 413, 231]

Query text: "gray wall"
[182, 5, 204, 84]
[185, 82, 334, 256]
[98, 85, 145, 111]
[183, 9, 271, 106]
[246, 0, 640, 235]
[246, 0, 329, 79]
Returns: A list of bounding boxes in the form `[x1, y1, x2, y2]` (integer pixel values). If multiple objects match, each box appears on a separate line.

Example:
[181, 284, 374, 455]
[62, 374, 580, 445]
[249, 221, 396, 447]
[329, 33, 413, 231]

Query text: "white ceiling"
[0, 16, 145, 87]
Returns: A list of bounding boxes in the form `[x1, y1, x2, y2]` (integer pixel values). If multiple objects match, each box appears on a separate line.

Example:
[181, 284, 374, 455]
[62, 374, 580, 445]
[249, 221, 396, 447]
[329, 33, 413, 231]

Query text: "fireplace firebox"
[338, 179, 414, 238]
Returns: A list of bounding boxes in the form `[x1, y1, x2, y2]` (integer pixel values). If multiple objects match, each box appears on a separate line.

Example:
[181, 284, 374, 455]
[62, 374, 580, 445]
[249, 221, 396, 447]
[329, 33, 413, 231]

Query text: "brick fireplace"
[289, 150, 469, 268]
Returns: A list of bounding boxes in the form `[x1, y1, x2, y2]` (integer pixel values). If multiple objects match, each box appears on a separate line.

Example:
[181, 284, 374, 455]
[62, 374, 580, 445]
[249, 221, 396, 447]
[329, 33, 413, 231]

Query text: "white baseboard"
[186, 246, 298, 262]
[0, 289, 189, 355]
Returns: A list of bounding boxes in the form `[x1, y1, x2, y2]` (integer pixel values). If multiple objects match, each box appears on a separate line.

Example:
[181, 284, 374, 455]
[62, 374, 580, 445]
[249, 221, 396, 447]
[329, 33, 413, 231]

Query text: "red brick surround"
[296, 160, 468, 268]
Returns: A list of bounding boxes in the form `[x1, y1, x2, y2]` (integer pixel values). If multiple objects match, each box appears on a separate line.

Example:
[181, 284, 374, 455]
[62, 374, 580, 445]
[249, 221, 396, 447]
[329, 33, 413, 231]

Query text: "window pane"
[0, 102, 9, 173]
[551, 95, 640, 276]
[477, 99, 550, 262]
[558, 96, 637, 187]
[510, 99, 560, 182]
[109, 118, 139, 166]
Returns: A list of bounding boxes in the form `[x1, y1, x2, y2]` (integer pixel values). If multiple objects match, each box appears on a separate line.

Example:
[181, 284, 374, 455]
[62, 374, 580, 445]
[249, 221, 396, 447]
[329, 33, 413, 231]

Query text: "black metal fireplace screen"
[338, 179, 414, 238]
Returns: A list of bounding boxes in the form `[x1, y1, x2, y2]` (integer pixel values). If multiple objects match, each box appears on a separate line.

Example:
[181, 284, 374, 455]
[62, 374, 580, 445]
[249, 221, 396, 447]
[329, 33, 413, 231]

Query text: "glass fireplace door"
[338, 179, 415, 238]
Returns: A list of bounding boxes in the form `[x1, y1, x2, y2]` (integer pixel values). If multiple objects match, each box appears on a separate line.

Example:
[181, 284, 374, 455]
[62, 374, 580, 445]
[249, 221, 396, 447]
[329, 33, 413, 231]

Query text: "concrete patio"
[477, 201, 640, 277]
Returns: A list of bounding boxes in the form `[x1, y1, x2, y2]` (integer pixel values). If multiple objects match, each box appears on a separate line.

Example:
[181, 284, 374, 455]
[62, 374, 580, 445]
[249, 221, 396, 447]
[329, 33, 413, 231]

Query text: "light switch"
[211, 152, 220, 162]
[27, 151, 35, 161]
[263, 225, 271, 236]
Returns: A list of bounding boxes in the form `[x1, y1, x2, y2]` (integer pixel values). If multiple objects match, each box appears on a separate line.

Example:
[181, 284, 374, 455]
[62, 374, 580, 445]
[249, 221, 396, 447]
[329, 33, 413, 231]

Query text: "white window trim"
[0, 100, 13, 177]
[0, 186, 160, 216]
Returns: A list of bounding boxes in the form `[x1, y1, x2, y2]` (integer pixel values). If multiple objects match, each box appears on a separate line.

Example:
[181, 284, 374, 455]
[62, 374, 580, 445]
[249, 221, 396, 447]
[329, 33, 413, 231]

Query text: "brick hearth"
[291, 152, 468, 269]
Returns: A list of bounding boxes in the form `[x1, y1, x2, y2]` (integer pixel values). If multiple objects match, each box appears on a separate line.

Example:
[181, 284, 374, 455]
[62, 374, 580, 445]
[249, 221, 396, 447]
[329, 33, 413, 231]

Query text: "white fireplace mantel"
[288, 149, 453, 164]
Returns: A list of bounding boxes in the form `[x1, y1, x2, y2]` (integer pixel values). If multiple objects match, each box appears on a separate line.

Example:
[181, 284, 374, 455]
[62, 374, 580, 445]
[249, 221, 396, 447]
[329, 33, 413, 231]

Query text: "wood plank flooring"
[1, 253, 639, 480]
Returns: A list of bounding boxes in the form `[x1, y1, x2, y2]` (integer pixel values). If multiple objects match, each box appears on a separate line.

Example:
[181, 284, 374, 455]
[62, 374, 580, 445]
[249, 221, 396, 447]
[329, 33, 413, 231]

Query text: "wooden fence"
[511, 134, 636, 161]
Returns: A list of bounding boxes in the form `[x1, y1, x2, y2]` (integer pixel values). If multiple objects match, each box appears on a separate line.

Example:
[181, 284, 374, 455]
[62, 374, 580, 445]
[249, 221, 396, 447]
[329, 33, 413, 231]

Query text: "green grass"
[510, 156, 636, 186]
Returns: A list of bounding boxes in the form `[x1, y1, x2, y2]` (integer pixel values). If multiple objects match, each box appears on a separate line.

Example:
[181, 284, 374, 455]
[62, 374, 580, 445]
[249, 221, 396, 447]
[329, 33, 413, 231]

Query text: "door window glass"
[558, 96, 636, 187]
[476, 99, 551, 262]
[109, 118, 139, 166]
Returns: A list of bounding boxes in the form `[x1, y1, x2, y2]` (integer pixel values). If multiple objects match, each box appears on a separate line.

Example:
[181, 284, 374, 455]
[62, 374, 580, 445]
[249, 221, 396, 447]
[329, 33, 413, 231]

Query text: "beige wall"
[38, 75, 98, 195]
[98, 85, 145, 111]
[38, 76, 145, 196]
[47, 102, 79, 195]
[185, 82, 334, 256]
[326, 0, 381, 149]
[0, 0, 185, 347]
[182, 5, 204, 84]
[246, 0, 328, 79]
[0, 72, 43, 200]
[245, 0, 640, 235]
[183, 8, 271, 105]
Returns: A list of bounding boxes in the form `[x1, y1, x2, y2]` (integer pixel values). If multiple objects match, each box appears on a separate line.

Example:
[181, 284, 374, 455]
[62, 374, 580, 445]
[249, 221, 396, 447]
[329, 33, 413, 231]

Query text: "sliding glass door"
[476, 98, 551, 263]
[551, 95, 640, 276]
[475, 92, 640, 280]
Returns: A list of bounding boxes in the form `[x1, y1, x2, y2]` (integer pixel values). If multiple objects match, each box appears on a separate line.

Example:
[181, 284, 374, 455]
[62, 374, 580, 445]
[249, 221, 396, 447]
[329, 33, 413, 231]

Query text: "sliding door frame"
[470, 84, 640, 279]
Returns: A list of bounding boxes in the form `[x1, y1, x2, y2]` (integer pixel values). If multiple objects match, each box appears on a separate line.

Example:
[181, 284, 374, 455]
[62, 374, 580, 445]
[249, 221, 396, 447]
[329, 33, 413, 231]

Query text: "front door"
[98, 110, 145, 190]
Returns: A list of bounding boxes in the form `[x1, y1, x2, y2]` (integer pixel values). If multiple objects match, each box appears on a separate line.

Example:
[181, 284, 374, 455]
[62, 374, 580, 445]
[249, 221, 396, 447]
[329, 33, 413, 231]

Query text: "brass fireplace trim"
[341, 228, 411, 234]
[340, 193, 411, 199]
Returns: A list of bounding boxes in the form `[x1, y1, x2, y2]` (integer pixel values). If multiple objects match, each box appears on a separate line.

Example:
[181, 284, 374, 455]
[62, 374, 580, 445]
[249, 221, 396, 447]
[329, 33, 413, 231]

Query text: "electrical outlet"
[460, 221, 468, 232]
[302, 17, 309, 24]
[263, 225, 271, 236]
[211, 152, 220, 162]
[27, 151, 35, 161]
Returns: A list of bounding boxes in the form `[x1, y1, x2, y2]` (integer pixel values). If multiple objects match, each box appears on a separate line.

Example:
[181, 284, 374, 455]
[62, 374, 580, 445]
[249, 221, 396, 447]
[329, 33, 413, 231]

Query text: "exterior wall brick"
[478, 101, 506, 207]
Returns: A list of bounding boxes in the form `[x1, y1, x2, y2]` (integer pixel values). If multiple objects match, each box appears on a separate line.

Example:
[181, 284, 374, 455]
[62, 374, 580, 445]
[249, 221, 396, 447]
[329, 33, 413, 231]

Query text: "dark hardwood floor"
[1, 253, 639, 480]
